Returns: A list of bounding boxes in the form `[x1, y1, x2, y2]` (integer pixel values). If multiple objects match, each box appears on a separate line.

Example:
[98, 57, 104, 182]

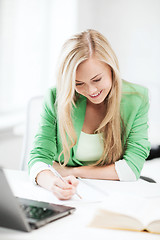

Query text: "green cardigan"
[28, 80, 150, 179]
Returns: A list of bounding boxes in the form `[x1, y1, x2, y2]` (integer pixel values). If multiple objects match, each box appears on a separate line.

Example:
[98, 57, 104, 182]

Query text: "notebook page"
[93, 194, 160, 227]
[5, 170, 108, 205]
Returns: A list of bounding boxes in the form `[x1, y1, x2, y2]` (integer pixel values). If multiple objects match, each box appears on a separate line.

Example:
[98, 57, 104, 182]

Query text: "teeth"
[90, 91, 101, 97]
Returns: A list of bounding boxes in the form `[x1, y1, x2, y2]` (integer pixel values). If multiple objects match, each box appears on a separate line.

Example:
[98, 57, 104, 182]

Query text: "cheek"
[75, 87, 83, 95]
[103, 79, 112, 90]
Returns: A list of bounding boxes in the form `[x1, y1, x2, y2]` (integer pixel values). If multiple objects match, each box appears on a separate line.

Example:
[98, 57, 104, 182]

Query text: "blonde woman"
[28, 29, 150, 200]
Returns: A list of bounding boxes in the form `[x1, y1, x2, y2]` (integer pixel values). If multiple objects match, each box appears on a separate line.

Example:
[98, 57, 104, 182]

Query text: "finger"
[52, 185, 76, 200]
[64, 175, 79, 187]
[54, 177, 73, 189]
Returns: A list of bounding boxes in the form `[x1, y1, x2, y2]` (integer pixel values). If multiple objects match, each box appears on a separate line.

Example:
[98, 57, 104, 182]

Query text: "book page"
[147, 220, 160, 234]
[93, 194, 160, 229]
[89, 208, 144, 231]
[140, 198, 160, 227]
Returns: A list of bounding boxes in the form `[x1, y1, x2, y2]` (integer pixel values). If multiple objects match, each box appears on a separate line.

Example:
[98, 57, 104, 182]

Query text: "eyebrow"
[76, 73, 102, 82]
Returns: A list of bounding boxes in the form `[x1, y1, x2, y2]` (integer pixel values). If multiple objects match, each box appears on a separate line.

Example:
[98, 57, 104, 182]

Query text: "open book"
[88, 195, 160, 234]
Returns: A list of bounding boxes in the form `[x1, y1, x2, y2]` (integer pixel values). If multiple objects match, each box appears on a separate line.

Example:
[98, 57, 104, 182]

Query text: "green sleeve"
[123, 88, 150, 179]
[28, 88, 57, 174]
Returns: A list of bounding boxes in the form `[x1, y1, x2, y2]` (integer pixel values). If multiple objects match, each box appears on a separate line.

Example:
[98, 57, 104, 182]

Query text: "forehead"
[76, 57, 109, 81]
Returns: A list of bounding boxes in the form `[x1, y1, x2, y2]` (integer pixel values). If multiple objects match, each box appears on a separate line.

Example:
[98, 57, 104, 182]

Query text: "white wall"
[77, 0, 160, 144]
[0, 0, 78, 113]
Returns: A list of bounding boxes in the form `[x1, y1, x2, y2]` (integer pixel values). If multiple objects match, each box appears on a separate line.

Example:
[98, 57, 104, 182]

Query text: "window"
[0, 0, 78, 117]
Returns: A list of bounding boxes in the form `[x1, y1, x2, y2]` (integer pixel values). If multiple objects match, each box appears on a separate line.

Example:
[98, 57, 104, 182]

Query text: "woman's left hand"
[52, 161, 75, 177]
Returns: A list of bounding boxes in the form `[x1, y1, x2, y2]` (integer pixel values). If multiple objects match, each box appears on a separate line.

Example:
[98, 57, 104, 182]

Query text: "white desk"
[1, 160, 160, 240]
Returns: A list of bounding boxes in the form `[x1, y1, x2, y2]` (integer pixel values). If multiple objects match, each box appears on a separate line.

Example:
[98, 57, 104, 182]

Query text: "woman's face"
[75, 57, 112, 105]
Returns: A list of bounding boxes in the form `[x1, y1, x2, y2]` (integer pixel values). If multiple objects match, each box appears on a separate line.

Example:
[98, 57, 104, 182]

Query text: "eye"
[93, 78, 101, 82]
[75, 82, 84, 86]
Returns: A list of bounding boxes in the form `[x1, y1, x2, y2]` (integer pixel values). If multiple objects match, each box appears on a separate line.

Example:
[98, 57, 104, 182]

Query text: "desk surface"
[1, 162, 160, 240]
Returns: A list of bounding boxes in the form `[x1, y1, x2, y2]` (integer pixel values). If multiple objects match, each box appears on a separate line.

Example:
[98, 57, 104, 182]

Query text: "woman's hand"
[36, 170, 79, 200]
[52, 161, 75, 177]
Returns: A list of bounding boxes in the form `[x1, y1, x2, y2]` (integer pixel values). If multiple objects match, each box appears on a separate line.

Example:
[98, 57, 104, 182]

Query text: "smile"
[89, 90, 102, 98]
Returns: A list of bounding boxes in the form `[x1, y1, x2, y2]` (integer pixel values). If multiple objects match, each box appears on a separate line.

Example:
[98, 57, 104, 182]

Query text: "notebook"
[0, 167, 75, 232]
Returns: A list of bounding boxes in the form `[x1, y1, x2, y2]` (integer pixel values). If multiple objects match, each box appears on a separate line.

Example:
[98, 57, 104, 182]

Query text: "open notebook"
[4, 170, 160, 207]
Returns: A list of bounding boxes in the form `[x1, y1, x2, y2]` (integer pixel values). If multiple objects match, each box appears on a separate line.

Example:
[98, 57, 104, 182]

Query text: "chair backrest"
[20, 95, 43, 171]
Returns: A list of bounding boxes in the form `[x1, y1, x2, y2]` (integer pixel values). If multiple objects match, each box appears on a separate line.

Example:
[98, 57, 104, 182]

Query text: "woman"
[28, 29, 150, 200]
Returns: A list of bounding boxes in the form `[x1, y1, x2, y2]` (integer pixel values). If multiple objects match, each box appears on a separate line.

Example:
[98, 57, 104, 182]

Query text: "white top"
[30, 132, 136, 183]
[76, 131, 104, 164]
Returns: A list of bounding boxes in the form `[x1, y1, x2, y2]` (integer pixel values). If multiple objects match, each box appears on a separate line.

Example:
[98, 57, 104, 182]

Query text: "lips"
[89, 90, 102, 98]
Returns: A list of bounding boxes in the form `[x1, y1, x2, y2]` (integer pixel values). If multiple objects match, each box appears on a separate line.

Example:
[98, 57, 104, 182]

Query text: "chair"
[20, 96, 43, 171]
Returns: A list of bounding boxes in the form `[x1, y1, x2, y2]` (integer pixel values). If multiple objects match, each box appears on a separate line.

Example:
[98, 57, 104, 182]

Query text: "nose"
[86, 84, 97, 95]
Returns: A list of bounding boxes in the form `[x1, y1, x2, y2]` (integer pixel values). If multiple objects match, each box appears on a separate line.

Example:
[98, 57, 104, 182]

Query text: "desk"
[0, 164, 160, 240]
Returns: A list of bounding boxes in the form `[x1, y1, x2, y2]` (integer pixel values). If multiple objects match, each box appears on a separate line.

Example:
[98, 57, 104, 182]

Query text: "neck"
[87, 99, 106, 111]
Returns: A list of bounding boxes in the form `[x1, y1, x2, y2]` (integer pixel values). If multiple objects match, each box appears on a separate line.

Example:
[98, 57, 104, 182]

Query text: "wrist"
[72, 166, 81, 178]
[36, 170, 56, 191]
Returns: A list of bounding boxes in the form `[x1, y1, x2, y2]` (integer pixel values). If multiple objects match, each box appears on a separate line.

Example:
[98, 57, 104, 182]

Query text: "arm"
[52, 161, 119, 180]
[28, 89, 58, 172]
[52, 159, 137, 181]
[122, 87, 150, 179]
[28, 89, 78, 200]
[73, 164, 119, 180]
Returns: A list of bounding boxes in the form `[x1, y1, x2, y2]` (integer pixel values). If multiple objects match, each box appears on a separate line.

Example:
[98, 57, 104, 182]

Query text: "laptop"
[0, 167, 76, 232]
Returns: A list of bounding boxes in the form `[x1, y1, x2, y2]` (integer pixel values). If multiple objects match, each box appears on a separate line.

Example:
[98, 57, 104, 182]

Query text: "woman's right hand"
[36, 170, 79, 200]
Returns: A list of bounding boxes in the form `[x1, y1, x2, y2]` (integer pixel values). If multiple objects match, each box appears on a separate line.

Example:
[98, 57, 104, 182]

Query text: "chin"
[89, 98, 105, 105]
[90, 94, 107, 105]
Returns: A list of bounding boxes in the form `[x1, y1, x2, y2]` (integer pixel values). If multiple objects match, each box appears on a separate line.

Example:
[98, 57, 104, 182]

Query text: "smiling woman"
[28, 29, 150, 200]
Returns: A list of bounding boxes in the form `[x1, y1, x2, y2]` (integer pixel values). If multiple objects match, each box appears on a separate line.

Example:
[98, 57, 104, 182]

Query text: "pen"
[48, 165, 82, 199]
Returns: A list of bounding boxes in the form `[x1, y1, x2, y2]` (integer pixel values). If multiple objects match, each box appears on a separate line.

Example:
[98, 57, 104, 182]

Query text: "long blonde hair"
[56, 29, 123, 166]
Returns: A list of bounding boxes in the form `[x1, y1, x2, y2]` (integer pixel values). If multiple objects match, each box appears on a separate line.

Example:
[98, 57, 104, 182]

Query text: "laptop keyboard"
[21, 204, 56, 220]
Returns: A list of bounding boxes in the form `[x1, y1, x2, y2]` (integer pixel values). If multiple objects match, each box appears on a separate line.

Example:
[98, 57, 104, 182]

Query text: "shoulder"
[122, 80, 148, 96]
[44, 87, 57, 102]
[42, 87, 57, 116]
[120, 80, 149, 121]
[121, 80, 149, 108]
